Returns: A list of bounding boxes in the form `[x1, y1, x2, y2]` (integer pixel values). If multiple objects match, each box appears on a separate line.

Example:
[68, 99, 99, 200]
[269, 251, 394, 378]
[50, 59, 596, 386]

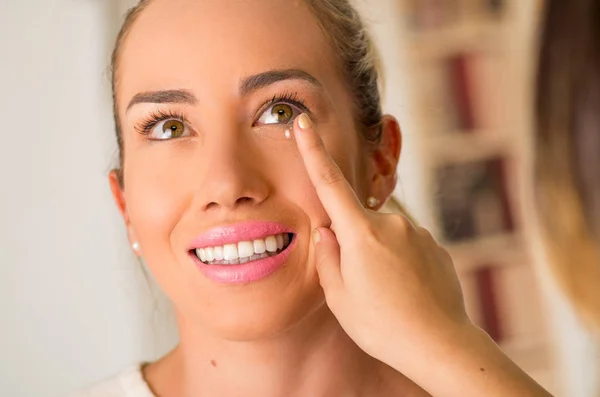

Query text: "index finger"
[293, 113, 366, 229]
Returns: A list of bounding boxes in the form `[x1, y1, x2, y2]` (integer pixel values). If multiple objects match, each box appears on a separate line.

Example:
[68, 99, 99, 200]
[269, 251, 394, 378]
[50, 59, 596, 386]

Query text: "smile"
[188, 221, 297, 284]
[193, 233, 294, 265]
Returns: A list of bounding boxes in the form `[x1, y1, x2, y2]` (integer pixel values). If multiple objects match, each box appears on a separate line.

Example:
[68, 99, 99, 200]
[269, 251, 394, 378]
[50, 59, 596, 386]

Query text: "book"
[447, 53, 476, 131]
[475, 265, 504, 341]
[436, 157, 514, 242]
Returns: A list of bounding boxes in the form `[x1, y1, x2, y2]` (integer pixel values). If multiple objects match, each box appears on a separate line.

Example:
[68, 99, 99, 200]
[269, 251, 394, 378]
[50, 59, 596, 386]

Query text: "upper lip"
[189, 221, 294, 250]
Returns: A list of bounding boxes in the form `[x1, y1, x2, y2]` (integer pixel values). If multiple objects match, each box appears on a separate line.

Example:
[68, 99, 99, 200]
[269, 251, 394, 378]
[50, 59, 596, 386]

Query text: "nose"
[195, 130, 270, 213]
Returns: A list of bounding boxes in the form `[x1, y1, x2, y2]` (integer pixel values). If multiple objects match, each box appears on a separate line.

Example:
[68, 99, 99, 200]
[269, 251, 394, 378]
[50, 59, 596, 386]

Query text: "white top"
[71, 364, 154, 397]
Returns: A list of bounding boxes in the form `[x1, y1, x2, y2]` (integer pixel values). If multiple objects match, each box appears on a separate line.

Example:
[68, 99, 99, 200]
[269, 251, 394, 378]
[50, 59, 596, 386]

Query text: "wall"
[0, 1, 176, 396]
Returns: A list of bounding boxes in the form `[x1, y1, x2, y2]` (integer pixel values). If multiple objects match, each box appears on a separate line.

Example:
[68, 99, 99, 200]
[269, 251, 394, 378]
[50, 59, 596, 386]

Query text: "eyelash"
[134, 109, 188, 136]
[133, 91, 309, 136]
[260, 91, 308, 116]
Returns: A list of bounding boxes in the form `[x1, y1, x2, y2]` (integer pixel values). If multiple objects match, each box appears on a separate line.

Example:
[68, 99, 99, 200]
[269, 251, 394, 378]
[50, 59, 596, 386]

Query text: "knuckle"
[416, 227, 433, 240]
[392, 213, 414, 234]
[306, 136, 325, 155]
[318, 166, 345, 187]
[316, 255, 330, 272]
[357, 217, 383, 246]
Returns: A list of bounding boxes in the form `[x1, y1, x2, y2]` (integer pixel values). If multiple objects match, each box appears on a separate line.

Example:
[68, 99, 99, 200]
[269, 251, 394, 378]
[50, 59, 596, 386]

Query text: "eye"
[256, 103, 302, 126]
[149, 119, 190, 140]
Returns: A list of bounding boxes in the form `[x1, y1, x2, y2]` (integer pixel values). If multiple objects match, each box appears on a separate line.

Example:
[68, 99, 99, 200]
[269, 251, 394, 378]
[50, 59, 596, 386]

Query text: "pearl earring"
[366, 196, 380, 209]
[132, 242, 140, 252]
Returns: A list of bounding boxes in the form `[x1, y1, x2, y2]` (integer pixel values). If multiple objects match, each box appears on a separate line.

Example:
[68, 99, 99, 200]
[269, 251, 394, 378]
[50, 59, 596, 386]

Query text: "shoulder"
[69, 364, 155, 397]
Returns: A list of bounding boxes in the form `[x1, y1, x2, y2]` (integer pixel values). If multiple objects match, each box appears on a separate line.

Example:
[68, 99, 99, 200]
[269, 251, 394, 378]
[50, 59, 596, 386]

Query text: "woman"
[535, 0, 600, 394]
[535, 0, 600, 338]
[77, 0, 552, 395]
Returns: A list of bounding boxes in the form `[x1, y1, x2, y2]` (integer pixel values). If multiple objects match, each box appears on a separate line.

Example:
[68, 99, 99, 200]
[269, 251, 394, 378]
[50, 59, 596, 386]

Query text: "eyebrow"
[127, 89, 197, 112]
[240, 69, 322, 96]
[126, 69, 321, 111]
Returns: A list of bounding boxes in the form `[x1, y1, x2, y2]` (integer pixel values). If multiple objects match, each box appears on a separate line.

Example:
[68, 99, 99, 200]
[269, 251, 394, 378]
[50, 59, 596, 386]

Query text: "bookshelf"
[381, 0, 556, 391]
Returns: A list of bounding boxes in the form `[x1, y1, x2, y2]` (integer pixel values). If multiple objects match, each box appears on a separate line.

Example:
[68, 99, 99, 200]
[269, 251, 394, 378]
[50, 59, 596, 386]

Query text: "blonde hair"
[535, 0, 600, 337]
[110, 0, 384, 184]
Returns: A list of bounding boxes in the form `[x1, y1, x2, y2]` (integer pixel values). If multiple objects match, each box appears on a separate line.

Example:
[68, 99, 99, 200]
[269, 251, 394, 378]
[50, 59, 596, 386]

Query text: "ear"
[109, 170, 141, 255]
[366, 115, 402, 209]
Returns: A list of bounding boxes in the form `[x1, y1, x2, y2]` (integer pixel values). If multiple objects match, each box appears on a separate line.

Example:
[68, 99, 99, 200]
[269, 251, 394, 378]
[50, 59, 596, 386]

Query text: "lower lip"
[191, 238, 296, 284]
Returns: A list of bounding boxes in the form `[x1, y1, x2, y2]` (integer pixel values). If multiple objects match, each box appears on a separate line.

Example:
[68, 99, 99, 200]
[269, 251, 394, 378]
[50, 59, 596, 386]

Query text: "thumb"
[312, 227, 343, 293]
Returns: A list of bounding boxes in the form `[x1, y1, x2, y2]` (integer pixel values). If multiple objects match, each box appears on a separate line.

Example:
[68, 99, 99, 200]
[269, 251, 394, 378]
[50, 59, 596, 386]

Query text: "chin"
[194, 281, 327, 342]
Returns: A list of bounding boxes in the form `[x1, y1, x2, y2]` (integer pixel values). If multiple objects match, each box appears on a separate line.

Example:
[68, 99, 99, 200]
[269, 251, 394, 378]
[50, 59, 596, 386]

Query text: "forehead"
[117, 0, 341, 106]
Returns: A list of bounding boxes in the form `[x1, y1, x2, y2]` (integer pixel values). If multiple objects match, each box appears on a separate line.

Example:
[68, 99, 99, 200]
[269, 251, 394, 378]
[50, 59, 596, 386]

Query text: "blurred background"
[0, 0, 597, 396]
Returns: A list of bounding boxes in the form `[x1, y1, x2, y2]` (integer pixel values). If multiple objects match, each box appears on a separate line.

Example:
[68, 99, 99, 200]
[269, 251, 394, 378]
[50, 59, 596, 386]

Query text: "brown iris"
[163, 120, 185, 138]
[271, 104, 293, 123]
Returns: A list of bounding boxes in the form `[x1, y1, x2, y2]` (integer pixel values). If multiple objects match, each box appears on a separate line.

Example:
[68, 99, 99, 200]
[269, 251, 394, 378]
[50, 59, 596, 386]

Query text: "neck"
[147, 305, 399, 397]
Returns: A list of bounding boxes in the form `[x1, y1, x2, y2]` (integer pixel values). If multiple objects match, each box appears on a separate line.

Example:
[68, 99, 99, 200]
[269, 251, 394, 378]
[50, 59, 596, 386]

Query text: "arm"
[389, 323, 552, 397]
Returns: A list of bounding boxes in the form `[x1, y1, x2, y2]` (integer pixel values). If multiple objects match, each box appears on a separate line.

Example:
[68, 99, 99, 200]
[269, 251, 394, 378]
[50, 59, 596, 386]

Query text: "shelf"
[500, 337, 552, 372]
[501, 337, 558, 394]
[443, 233, 527, 271]
[424, 130, 513, 165]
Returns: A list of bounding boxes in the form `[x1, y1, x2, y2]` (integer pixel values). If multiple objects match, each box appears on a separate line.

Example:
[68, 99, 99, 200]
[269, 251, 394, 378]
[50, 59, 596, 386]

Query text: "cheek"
[123, 146, 194, 253]
[121, 146, 204, 303]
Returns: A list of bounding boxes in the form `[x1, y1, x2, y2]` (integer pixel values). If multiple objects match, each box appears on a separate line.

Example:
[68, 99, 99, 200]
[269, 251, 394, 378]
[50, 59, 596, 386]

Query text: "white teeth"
[205, 247, 214, 262]
[238, 241, 254, 258]
[213, 246, 224, 260]
[223, 244, 239, 260]
[196, 233, 291, 264]
[265, 235, 278, 252]
[253, 239, 266, 254]
[197, 248, 206, 262]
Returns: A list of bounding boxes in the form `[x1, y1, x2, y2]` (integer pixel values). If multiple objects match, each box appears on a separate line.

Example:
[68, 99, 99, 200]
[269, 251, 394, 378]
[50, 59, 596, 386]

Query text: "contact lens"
[284, 119, 295, 140]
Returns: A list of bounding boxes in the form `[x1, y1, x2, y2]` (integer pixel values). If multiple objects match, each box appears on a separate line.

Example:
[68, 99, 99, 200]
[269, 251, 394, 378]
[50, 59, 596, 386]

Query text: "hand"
[292, 113, 553, 397]
[292, 113, 469, 367]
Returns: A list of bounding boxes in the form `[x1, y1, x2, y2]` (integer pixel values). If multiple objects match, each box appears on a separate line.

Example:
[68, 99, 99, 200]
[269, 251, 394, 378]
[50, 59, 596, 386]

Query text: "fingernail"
[298, 113, 312, 130]
[311, 229, 321, 245]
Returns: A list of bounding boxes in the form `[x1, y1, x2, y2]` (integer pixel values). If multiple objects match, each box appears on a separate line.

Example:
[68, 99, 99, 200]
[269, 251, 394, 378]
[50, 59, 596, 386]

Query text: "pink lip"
[188, 221, 296, 284]
[189, 221, 293, 249]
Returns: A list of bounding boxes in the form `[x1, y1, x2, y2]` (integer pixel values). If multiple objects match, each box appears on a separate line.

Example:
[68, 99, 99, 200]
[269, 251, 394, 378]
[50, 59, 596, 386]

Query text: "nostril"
[235, 197, 254, 205]
[206, 202, 219, 210]
[206, 196, 255, 210]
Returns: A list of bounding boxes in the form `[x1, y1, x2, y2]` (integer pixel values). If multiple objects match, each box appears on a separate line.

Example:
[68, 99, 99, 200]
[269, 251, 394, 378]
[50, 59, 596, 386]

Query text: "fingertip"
[297, 113, 313, 130]
[292, 114, 314, 143]
[311, 228, 322, 246]
[313, 227, 343, 292]
[313, 226, 337, 243]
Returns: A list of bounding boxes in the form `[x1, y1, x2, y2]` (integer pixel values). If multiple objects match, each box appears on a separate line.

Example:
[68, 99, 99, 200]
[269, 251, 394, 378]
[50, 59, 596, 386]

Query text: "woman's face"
[111, 0, 384, 340]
